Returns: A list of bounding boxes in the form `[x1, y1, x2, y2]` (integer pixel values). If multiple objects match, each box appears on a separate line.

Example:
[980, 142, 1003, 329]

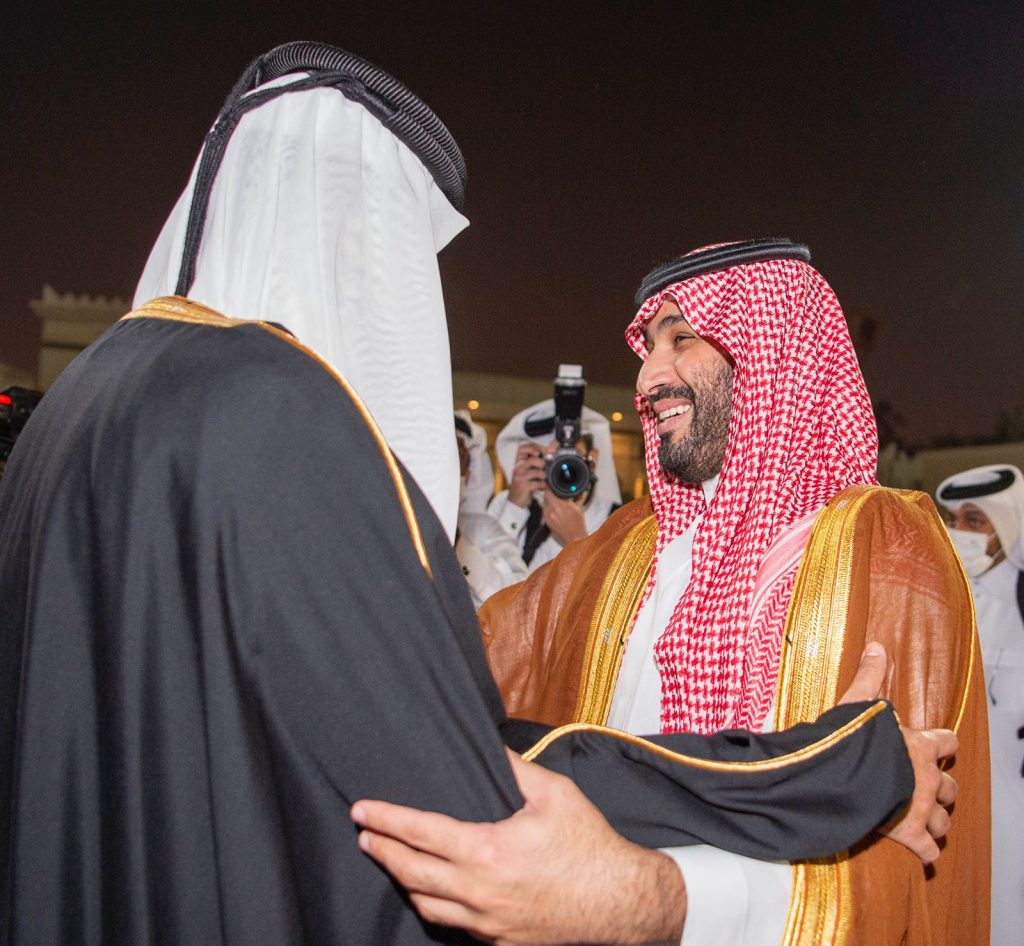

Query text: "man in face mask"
[454, 411, 528, 606]
[938, 463, 1024, 945]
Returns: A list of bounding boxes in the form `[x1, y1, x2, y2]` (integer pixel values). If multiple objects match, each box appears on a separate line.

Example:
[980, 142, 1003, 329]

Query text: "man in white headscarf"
[937, 463, 1024, 945]
[454, 408, 495, 513]
[454, 411, 527, 606]
[134, 44, 466, 539]
[0, 46, 956, 946]
[489, 400, 622, 571]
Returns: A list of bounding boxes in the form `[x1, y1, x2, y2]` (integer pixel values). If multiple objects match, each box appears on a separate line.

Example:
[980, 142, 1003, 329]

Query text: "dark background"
[3, 1, 1021, 444]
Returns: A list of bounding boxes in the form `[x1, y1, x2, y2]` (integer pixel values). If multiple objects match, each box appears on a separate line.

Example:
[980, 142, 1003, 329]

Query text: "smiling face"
[636, 298, 735, 485]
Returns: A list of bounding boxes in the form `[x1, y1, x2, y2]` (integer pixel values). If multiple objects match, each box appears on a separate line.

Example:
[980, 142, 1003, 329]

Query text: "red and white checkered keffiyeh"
[624, 249, 878, 734]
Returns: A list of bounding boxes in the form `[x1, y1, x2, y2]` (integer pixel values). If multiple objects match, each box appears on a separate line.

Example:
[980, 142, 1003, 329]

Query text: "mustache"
[645, 384, 696, 413]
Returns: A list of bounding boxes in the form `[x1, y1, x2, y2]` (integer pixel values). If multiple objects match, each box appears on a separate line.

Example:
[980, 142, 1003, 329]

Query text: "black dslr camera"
[525, 364, 592, 500]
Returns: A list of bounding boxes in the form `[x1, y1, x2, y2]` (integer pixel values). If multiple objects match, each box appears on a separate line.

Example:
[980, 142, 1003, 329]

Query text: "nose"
[636, 345, 675, 399]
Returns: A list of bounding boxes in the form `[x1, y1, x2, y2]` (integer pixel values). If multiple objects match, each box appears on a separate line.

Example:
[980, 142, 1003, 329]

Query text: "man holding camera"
[489, 378, 622, 572]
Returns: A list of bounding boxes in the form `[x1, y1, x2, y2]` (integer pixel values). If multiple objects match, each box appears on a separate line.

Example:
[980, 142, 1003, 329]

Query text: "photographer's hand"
[542, 492, 588, 546]
[508, 443, 549, 508]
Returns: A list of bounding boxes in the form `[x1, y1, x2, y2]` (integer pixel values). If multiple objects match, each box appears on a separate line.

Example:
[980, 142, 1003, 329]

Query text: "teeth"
[658, 405, 692, 421]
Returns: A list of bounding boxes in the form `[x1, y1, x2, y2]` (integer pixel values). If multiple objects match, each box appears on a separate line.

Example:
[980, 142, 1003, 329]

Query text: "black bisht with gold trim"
[0, 300, 913, 944]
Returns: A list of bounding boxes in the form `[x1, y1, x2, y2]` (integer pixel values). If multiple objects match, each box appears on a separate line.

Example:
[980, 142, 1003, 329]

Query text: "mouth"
[658, 404, 691, 421]
[653, 401, 692, 437]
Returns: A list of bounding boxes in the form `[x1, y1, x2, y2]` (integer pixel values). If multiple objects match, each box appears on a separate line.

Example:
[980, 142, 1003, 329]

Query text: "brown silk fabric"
[481, 488, 990, 945]
[480, 498, 654, 725]
[826, 489, 989, 946]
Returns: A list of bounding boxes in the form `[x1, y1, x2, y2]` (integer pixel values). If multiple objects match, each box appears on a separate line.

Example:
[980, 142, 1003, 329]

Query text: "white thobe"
[488, 490, 617, 573]
[972, 559, 1024, 946]
[455, 511, 528, 608]
[607, 477, 792, 946]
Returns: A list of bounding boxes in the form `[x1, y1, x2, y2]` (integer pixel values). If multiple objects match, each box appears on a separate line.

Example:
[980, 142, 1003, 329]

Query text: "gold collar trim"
[123, 297, 433, 578]
[572, 514, 658, 724]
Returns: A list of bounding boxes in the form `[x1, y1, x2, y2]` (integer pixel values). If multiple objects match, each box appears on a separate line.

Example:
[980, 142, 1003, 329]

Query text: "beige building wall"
[0, 362, 35, 390]
[30, 285, 126, 390]
[22, 291, 649, 500]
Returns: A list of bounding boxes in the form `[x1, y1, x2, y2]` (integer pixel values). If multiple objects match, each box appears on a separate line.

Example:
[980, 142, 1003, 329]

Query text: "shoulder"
[829, 484, 942, 523]
[592, 496, 655, 540]
[807, 485, 977, 727]
[824, 485, 958, 577]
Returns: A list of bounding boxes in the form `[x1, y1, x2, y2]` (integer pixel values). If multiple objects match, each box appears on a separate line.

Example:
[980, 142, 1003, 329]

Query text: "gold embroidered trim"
[932, 509, 977, 735]
[775, 486, 874, 729]
[123, 297, 433, 577]
[775, 485, 879, 946]
[521, 700, 887, 767]
[782, 858, 850, 946]
[572, 515, 658, 724]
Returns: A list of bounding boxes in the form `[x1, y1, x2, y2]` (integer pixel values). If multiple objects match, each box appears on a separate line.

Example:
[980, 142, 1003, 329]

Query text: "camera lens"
[547, 452, 591, 499]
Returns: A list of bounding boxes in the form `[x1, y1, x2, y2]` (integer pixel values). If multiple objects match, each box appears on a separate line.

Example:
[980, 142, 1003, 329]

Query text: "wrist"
[633, 849, 687, 945]
[591, 847, 685, 946]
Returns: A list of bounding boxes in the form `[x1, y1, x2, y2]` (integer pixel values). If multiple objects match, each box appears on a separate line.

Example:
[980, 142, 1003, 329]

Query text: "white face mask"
[948, 528, 995, 578]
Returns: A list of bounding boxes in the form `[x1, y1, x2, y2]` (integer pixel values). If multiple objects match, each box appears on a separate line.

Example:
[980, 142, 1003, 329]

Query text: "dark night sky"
[4, 1, 1022, 443]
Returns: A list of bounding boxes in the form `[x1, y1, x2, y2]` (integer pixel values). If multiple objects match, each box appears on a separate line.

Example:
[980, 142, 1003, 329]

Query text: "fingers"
[508, 748, 571, 808]
[407, 893, 480, 937]
[357, 830, 465, 903]
[514, 445, 546, 472]
[507, 747, 564, 800]
[882, 725, 960, 864]
[509, 446, 547, 505]
[908, 832, 941, 865]
[923, 728, 959, 763]
[837, 642, 888, 704]
[351, 800, 473, 861]
[936, 770, 958, 806]
[903, 727, 958, 769]
[926, 803, 951, 842]
[541, 495, 588, 544]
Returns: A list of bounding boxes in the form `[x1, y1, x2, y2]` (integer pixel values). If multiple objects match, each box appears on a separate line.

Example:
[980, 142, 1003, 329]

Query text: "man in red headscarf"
[357, 241, 989, 945]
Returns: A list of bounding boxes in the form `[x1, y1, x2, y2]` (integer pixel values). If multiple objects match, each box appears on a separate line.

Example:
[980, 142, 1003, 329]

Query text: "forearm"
[594, 848, 686, 946]
[505, 700, 913, 860]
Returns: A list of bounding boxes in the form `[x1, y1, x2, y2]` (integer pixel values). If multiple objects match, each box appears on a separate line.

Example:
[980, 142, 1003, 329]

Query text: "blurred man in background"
[489, 400, 621, 571]
[454, 411, 527, 606]
[938, 463, 1024, 945]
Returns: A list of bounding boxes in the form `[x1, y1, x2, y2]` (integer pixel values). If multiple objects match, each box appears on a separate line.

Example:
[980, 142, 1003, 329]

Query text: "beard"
[655, 361, 734, 484]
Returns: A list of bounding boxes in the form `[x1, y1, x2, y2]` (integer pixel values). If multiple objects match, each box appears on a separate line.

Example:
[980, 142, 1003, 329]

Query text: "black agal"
[176, 41, 466, 296]
[634, 238, 812, 307]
